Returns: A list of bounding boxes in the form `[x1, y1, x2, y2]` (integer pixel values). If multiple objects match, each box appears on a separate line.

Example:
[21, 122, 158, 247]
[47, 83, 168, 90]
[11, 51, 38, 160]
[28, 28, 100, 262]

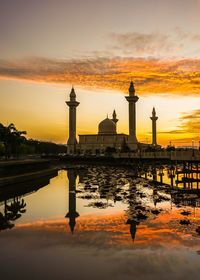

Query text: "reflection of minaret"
[125, 81, 139, 144]
[153, 189, 158, 207]
[126, 219, 139, 242]
[126, 181, 139, 242]
[150, 107, 158, 146]
[66, 87, 80, 154]
[65, 169, 79, 233]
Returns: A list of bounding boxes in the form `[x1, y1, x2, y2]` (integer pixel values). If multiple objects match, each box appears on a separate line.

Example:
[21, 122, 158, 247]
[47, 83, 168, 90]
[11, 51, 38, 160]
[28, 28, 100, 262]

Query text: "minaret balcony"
[150, 116, 158, 121]
[66, 101, 80, 107]
[125, 95, 139, 103]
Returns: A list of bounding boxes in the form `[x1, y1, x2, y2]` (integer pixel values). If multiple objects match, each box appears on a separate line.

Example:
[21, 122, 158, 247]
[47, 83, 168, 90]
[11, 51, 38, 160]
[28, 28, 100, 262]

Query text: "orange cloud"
[0, 57, 200, 95]
[16, 210, 200, 249]
[180, 109, 200, 132]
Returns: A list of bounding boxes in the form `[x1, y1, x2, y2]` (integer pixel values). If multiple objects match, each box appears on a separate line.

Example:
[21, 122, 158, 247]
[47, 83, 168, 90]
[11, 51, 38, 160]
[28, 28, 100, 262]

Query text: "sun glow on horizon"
[0, 79, 199, 147]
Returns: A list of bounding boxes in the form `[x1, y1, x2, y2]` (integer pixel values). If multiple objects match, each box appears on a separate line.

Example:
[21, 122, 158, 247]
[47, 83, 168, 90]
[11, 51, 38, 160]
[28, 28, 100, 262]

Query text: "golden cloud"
[15, 211, 200, 249]
[0, 56, 200, 95]
[158, 109, 200, 145]
[178, 109, 200, 136]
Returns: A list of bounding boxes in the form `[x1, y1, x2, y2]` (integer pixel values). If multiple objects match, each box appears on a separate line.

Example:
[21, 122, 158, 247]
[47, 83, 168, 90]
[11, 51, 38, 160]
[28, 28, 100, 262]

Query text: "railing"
[113, 150, 200, 160]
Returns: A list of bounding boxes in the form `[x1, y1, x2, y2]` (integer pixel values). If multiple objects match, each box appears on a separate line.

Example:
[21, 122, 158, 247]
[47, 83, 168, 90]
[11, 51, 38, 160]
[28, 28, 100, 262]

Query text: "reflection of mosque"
[66, 168, 137, 239]
[65, 165, 200, 239]
[65, 168, 155, 242]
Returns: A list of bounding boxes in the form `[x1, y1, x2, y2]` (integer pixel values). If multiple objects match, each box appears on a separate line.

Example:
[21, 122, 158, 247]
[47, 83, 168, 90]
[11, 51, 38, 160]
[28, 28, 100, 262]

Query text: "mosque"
[66, 82, 159, 155]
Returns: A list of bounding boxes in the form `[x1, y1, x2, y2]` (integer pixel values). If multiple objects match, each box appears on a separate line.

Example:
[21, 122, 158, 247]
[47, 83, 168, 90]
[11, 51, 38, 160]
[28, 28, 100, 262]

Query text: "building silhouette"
[66, 87, 80, 154]
[125, 81, 139, 149]
[66, 82, 159, 154]
[150, 107, 158, 146]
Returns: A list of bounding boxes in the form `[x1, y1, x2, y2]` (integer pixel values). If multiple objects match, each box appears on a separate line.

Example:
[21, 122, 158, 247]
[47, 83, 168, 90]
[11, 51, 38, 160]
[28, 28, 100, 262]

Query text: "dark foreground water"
[0, 167, 199, 280]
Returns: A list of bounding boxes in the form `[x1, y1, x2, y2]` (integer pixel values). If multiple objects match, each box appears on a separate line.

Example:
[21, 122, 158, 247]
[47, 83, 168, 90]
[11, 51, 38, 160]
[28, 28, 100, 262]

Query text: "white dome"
[98, 117, 116, 134]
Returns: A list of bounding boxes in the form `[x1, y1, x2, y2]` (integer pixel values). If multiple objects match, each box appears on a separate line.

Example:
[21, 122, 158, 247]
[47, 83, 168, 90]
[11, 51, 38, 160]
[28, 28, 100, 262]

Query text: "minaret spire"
[129, 81, 135, 95]
[125, 81, 139, 145]
[150, 107, 158, 146]
[112, 109, 118, 124]
[66, 87, 80, 154]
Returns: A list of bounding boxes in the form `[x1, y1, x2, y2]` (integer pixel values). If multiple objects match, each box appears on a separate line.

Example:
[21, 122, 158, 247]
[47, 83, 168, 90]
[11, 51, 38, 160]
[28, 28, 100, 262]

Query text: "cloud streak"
[179, 109, 200, 134]
[0, 56, 200, 95]
[159, 109, 200, 144]
[108, 30, 200, 57]
[109, 32, 178, 57]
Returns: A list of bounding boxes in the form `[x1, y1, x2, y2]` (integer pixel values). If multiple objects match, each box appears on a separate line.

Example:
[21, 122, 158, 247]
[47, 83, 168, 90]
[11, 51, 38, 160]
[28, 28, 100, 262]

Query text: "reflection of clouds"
[12, 210, 200, 250]
[0, 225, 200, 280]
[0, 56, 200, 95]
[1, 210, 199, 280]
[0, 240, 199, 280]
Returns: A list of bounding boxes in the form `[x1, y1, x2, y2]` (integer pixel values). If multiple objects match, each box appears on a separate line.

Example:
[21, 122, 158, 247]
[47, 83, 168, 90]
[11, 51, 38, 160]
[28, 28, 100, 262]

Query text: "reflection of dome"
[98, 117, 116, 134]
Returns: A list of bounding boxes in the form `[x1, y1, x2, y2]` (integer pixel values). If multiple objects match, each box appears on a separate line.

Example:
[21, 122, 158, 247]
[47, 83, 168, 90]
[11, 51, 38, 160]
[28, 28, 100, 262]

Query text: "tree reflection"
[0, 198, 26, 231]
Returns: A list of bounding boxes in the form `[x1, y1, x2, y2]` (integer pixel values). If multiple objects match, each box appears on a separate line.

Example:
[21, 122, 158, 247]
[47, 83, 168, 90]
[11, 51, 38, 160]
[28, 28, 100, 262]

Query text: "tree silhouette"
[0, 123, 26, 159]
[0, 122, 67, 158]
[6, 198, 26, 221]
[0, 198, 27, 231]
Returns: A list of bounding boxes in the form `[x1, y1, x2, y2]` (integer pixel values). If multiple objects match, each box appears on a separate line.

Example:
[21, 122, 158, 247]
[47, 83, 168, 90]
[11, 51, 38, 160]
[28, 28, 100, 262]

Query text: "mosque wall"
[78, 134, 129, 155]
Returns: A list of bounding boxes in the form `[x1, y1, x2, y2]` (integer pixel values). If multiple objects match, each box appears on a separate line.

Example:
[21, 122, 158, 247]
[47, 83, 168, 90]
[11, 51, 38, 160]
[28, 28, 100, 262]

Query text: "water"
[0, 166, 199, 280]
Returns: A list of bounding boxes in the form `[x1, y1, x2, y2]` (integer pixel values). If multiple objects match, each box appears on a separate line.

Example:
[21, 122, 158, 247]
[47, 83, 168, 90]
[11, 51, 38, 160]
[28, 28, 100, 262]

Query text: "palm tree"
[0, 123, 26, 159]
[0, 200, 14, 231]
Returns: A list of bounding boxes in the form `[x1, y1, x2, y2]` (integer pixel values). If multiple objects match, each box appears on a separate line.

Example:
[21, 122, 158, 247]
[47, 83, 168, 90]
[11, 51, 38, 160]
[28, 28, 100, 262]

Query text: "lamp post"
[192, 139, 194, 158]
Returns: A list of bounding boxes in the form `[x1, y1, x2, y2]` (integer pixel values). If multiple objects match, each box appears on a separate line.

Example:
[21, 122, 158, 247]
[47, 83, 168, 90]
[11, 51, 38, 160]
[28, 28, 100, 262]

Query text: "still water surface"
[0, 167, 199, 280]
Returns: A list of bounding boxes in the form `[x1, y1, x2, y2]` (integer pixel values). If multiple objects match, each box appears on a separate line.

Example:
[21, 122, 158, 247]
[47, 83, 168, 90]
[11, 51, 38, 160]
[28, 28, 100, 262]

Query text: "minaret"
[66, 87, 80, 154]
[65, 169, 79, 233]
[125, 81, 139, 143]
[150, 107, 158, 146]
[112, 110, 118, 124]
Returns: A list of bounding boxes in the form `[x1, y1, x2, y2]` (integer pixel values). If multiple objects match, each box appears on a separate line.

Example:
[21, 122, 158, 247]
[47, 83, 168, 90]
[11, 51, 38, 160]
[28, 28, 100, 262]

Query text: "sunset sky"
[0, 0, 200, 146]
